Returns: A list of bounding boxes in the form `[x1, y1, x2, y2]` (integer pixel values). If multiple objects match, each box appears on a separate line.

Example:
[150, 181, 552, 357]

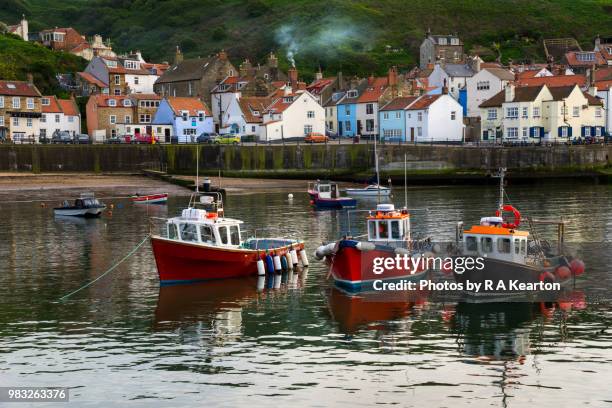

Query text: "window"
[41, 98, 50, 106]
[26, 118, 32, 127]
[487, 109, 497, 120]
[596, 108, 602, 117]
[25, 98, 34, 109]
[522, 107, 528, 118]
[219, 226, 229, 245]
[198, 112, 204, 122]
[366, 104, 373, 114]
[229, 225, 240, 245]
[477, 81, 490, 90]
[466, 236, 478, 251]
[377, 221, 389, 240]
[596, 127, 602, 136]
[345, 121, 351, 131]
[584, 126, 591, 137]
[179, 223, 198, 242]
[451, 111, 456, 120]
[366, 119, 374, 132]
[481, 237, 493, 253]
[183, 129, 197, 135]
[41, 114, 46, 123]
[390, 221, 401, 240]
[520, 239, 526, 255]
[55, 114, 60, 123]
[108, 99, 116, 107]
[307, 110, 315, 118]
[572, 106, 580, 117]
[123, 99, 131, 107]
[125, 115, 131, 124]
[12, 97, 20, 109]
[345, 106, 350, 115]
[134, 77, 139, 85]
[13, 117, 19, 126]
[111, 129, 117, 137]
[395, 111, 401, 119]
[0, 116, 3, 126]
[559, 126, 568, 137]
[200, 225, 215, 244]
[347, 90, 357, 98]
[383, 112, 389, 120]
[110, 115, 116, 124]
[497, 238, 511, 253]
[0, 96, 3, 108]
[40, 129, 46, 137]
[561, 105, 568, 116]
[506, 127, 518, 139]
[417, 112, 423, 121]
[514, 239, 521, 255]
[139, 114, 151, 123]
[533, 107, 540, 117]
[522, 127, 528, 138]
[304, 125, 313, 135]
[417, 127, 422, 136]
[114, 75, 120, 85]
[506, 107, 518, 118]
[182, 112, 188, 121]
[114, 89, 121, 95]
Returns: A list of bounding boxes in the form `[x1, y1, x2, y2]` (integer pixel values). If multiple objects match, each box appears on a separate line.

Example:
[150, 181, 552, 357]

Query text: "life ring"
[495, 205, 521, 229]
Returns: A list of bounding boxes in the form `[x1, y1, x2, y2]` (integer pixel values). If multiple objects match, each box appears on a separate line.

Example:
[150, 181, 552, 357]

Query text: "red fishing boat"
[315, 203, 433, 292]
[131, 193, 168, 204]
[150, 193, 307, 285]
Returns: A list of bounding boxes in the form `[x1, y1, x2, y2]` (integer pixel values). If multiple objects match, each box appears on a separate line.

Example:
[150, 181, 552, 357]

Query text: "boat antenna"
[374, 134, 380, 204]
[404, 153, 408, 209]
[495, 167, 506, 210]
[195, 146, 200, 193]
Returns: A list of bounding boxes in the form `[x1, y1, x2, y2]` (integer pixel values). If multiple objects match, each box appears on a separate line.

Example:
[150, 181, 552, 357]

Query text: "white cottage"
[40, 96, 81, 138]
[404, 94, 464, 143]
[466, 67, 515, 117]
[262, 90, 324, 141]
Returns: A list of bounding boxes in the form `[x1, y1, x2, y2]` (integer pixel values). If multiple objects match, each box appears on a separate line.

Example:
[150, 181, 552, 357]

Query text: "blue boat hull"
[313, 197, 357, 209]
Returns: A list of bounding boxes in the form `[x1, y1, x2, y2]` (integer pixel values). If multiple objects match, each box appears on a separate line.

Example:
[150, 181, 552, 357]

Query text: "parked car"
[240, 134, 257, 143]
[38, 135, 51, 144]
[105, 135, 130, 144]
[215, 135, 241, 145]
[131, 134, 157, 144]
[75, 134, 91, 144]
[197, 132, 219, 144]
[51, 131, 73, 144]
[304, 132, 329, 143]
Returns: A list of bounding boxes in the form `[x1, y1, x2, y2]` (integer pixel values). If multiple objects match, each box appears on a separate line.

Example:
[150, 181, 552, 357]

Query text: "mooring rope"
[58, 234, 151, 302]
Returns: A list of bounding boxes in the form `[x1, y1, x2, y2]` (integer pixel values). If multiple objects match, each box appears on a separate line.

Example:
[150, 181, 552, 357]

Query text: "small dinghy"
[54, 193, 106, 217]
[131, 193, 168, 204]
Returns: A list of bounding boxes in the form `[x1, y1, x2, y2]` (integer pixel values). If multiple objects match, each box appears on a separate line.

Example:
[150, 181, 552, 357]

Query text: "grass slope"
[1, 0, 611, 81]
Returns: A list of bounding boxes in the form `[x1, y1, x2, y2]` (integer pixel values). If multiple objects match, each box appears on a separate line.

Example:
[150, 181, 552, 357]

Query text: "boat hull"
[53, 207, 105, 217]
[345, 188, 391, 197]
[330, 240, 430, 293]
[132, 193, 168, 204]
[151, 236, 304, 285]
[313, 197, 357, 209]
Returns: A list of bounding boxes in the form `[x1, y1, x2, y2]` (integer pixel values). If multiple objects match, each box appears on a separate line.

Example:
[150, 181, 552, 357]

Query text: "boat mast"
[404, 153, 408, 209]
[375, 135, 380, 203]
[497, 167, 506, 210]
[195, 146, 200, 193]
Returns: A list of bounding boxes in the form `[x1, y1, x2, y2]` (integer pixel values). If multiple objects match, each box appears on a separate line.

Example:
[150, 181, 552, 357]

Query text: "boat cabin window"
[390, 220, 401, 240]
[497, 238, 511, 254]
[180, 223, 198, 242]
[514, 238, 520, 254]
[520, 239, 526, 255]
[218, 226, 229, 244]
[200, 225, 215, 244]
[481, 237, 493, 253]
[466, 236, 477, 251]
[229, 225, 240, 245]
[378, 221, 389, 240]
[168, 223, 178, 240]
[318, 185, 331, 193]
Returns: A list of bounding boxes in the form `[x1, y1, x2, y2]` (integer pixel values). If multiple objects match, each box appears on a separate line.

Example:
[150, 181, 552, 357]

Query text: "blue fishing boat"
[308, 180, 357, 209]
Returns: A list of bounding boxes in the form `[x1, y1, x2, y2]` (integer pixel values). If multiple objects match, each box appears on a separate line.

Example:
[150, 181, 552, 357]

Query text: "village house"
[428, 61, 476, 101]
[76, 72, 109, 96]
[378, 96, 419, 141]
[115, 93, 163, 141]
[151, 97, 213, 143]
[86, 94, 134, 141]
[323, 91, 346, 136]
[466, 66, 515, 117]
[594, 35, 612, 66]
[89, 34, 116, 59]
[515, 73, 586, 88]
[336, 79, 368, 138]
[307, 70, 344, 106]
[479, 84, 604, 143]
[7, 15, 28, 41]
[261, 89, 324, 142]
[38, 27, 93, 60]
[235, 96, 274, 138]
[0, 78, 42, 143]
[404, 94, 464, 143]
[154, 48, 237, 107]
[563, 50, 607, 75]
[593, 67, 612, 133]
[419, 31, 464, 69]
[40, 95, 80, 139]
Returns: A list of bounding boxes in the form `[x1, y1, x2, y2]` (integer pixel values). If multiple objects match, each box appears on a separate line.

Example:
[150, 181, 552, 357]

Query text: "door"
[410, 127, 415, 142]
[164, 128, 170, 143]
[135, 128, 141, 137]
[338, 121, 343, 136]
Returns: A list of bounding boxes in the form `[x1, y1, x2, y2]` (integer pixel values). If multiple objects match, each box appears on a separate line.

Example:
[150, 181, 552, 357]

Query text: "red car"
[131, 134, 158, 144]
[304, 132, 329, 143]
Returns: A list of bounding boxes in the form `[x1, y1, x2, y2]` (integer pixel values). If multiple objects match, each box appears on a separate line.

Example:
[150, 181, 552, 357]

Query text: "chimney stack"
[288, 66, 298, 89]
[26, 73, 33, 85]
[218, 49, 227, 60]
[240, 58, 252, 77]
[315, 66, 323, 81]
[505, 83, 515, 102]
[174, 45, 183, 65]
[387, 66, 398, 87]
[268, 52, 278, 68]
[338, 71, 344, 89]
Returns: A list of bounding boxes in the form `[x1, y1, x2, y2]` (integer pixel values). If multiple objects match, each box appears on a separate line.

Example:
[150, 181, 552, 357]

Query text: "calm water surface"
[0, 182, 611, 407]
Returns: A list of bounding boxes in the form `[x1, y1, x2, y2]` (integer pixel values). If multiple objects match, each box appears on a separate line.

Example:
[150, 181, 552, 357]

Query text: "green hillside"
[0, 33, 86, 96]
[1, 0, 611, 81]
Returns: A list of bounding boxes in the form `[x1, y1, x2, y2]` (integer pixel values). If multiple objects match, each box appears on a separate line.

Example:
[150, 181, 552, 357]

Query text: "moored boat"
[54, 193, 106, 217]
[308, 180, 357, 209]
[345, 184, 391, 197]
[131, 193, 168, 204]
[315, 203, 433, 293]
[150, 193, 307, 285]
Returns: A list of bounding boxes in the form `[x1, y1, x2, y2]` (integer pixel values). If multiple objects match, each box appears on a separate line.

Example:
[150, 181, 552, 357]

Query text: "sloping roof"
[90, 94, 132, 108]
[307, 77, 335, 95]
[358, 77, 389, 103]
[58, 99, 79, 116]
[156, 57, 215, 83]
[0, 80, 41, 97]
[266, 93, 298, 114]
[583, 92, 604, 106]
[129, 93, 162, 100]
[41, 96, 62, 113]
[166, 97, 210, 116]
[77, 72, 108, 88]
[237, 96, 273, 123]
[380, 96, 419, 111]
[479, 86, 545, 108]
[406, 94, 442, 110]
[443, 64, 475, 77]
[516, 74, 586, 88]
[485, 67, 515, 81]
[565, 51, 606, 67]
[142, 63, 170, 76]
[547, 85, 603, 106]
[429, 35, 463, 45]
[594, 67, 612, 82]
[337, 80, 368, 105]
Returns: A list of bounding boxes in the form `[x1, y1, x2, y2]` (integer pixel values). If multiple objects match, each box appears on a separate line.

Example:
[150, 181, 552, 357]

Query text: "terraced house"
[0, 78, 42, 143]
[40, 96, 80, 138]
[479, 84, 605, 143]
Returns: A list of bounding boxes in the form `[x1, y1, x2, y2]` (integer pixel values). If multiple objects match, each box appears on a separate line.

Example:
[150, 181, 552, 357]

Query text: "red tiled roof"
[0, 80, 41, 97]
[90, 94, 132, 108]
[237, 96, 273, 123]
[41, 96, 62, 113]
[266, 94, 297, 114]
[130, 93, 162, 100]
[380, 96, 419, 111]
[594, 67, 612, 82]
[516, 70, 541, 79]
[594, 80, 612, 89]
[77, 72, 107, 88]
[406, 94, 442, 110]
[141, 63, 170, 76]
[58, 99, 79, 116]
[357, 77, 389, 103]
[564, 51, 606, 67]
[516, 74, 586, 88]
[306, 78, 335, 95]
[167, 97, 210, 116]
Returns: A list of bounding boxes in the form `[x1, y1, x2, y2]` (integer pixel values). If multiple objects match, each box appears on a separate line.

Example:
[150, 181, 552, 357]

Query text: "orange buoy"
[555, 265, 571, 281]
[569, 259, 585, 276]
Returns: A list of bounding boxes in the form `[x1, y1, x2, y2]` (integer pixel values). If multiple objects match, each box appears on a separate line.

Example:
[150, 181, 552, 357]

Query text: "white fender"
[273, 255, 282, 272]
[356, 242, 375, 251]
[290, 249, 299, 266]
[315, 242, 336, 260]
[257, 259, 265, 276]
[285, 254, 294, 271]
[299, 249, 309, 267]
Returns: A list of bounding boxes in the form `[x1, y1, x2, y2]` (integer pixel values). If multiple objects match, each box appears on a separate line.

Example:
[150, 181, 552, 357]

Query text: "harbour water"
[0, 181, 611, 407]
